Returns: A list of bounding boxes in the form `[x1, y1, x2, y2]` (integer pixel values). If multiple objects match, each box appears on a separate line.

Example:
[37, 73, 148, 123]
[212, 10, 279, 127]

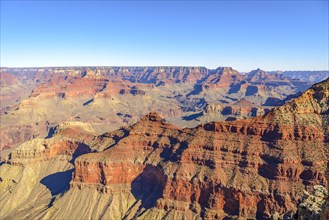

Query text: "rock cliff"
[0, 67, 328, 219]
[1, 66, 314, 151]
[71, 78, 328, 219]
[1, 78, 327, 219]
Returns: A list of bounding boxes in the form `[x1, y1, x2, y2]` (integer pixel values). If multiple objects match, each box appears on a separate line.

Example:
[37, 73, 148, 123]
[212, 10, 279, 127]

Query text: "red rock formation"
[6, 123, 96, 165]
[0, 123, 46, 150]
[247, 69, 278, 82]
[2, 78, 328, 219]
[68, 78, 328, 219]
[7, 139, 91, 165]
[93, 81, 148, 98]
[30, 75, 109, 99]
[205, 98, 271, 119]
[203, 67, 244, 89]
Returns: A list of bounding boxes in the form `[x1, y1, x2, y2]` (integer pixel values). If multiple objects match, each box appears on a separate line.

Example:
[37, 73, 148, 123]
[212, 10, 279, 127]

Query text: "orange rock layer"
[70, 79, 328, 218]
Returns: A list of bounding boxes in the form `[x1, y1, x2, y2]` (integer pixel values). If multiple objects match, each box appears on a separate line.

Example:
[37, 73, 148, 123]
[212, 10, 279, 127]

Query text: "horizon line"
[1, 65, 328, 73]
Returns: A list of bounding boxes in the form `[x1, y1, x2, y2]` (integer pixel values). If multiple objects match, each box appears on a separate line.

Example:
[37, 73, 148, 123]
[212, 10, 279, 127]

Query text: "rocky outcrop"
[1, 79, 328, 219]
[247, 68, 278, 82]
[297, 185, 328, 220]
[1, 66, 315, 151]
[3, 121, 98, 164]
[107, 66, 209, 84]
[204, 98, 271, 120]
[7, 138, 91, 165]
[30, 76, 109, 99]
[3, 66, 313, 90]
[0, 123, 47, 150]
[203, 67, 244, 88]
[320, 162, 329, 219]
[71, 79, 328, 219]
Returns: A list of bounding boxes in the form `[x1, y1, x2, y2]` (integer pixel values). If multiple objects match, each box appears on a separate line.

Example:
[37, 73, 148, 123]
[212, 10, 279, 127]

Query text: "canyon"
[0, 67, 328, 219]
[1, 66, 324, 151]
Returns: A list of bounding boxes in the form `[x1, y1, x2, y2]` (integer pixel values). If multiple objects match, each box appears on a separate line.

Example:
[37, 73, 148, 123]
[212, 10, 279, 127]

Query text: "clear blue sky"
[1, 1, 328, 71]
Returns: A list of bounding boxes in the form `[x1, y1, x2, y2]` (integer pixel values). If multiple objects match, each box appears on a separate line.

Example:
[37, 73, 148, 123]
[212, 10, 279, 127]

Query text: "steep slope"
[0, 122, 96, 219]
[1, 78, 328, 219]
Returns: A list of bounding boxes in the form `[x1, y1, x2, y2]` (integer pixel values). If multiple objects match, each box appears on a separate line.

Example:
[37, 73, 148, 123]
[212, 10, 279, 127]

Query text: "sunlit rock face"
[0, 66, 315, 152]
[1, 78, 327, 219]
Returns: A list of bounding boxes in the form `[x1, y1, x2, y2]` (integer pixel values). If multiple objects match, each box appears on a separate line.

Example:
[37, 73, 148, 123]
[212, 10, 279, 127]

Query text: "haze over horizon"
[1, 65, 329, 74]
[1, 1, 328, 72]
